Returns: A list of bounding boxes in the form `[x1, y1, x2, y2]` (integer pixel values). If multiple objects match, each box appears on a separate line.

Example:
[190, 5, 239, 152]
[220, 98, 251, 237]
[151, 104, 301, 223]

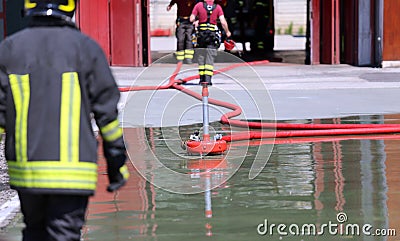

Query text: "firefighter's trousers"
[175, 20, 195, 62]
[197, 46, 217, 84]
[18, 192, 89, 241]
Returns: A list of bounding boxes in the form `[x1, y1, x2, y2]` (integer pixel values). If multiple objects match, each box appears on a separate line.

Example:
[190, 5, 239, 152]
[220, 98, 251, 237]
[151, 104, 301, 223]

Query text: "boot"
[203, 75, 212, 86]
[199, 75, 212, 85]
[199, 75, 212, 86]
[199, 75, 206, 85]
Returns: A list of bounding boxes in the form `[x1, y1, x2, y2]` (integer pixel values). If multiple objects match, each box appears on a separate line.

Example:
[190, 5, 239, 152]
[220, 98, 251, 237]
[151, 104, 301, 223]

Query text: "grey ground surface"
[115, 63, 400, 127]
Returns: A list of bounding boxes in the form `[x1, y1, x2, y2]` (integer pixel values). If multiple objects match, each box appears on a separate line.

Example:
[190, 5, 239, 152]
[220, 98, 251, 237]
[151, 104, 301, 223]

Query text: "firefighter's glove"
[104, 143, 129, 192]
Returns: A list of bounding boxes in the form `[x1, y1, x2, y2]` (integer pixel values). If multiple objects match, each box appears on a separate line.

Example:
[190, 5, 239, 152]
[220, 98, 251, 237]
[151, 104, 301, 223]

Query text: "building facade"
[0, 0, 398, 67]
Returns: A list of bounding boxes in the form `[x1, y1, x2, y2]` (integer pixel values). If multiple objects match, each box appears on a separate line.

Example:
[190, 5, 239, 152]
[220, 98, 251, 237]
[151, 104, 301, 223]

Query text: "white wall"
[274, 0, 307, 35]
[150, 0, 176, 33]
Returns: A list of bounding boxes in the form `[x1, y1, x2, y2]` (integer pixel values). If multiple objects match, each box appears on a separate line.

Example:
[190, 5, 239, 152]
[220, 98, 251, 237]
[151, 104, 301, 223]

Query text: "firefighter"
[217, 0, 237, 35]
[190, 0, 231, 85]
[251, 0, 271, 53]
[167, 0, 197, 64]
[0, 1, 129, 240]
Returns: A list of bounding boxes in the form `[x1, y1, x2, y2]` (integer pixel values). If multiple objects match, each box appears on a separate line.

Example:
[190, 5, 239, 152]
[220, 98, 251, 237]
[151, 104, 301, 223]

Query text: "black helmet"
[24, 0, 76, 21]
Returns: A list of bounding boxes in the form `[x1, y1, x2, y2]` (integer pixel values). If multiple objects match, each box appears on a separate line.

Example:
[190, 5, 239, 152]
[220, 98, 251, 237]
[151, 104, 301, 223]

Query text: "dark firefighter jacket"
[0, 18, 124, 196]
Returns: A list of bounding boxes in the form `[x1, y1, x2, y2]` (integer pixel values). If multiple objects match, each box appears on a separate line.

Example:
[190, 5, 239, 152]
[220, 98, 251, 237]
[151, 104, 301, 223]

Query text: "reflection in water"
[183, 158, 229, 237]
[2, 116, 400, 241]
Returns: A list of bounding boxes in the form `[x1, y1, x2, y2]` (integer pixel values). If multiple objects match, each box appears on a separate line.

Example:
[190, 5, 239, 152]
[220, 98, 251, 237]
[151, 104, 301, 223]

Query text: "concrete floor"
[113, 61, 400, 128]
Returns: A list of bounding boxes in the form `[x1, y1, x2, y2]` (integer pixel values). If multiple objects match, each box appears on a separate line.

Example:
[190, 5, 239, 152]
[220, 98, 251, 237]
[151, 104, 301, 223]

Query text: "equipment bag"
[197, 29, 218, 47]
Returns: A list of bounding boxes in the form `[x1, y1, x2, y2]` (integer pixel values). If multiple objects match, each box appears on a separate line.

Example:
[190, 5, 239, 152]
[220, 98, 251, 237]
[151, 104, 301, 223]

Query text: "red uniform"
[169, 0, 196, 18]
[191, 0, 226, 85]
[192, 0, 224, 25]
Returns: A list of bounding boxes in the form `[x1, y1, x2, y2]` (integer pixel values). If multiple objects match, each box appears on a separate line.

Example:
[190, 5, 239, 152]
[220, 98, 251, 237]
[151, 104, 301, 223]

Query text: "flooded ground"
[2, 115, 400, 241]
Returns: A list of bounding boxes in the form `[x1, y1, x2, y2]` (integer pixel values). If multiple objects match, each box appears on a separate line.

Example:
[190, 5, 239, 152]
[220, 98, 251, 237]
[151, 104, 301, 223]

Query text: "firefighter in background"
[251, 0, 270, 53]
[217, 0, 237, 36]
[167, 0, 197, 64]
[0, 0, 129, 240]
[215, 0, 238, 47]
[190, 0, 231, 85]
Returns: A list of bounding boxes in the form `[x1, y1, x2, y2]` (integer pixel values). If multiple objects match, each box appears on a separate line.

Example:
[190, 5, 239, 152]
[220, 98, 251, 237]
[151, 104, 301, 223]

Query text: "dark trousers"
[18, 192, 89, 241]
[251, 17, 269, 52]
[176, 21, 194, 51]
[175, 21, 195, 61]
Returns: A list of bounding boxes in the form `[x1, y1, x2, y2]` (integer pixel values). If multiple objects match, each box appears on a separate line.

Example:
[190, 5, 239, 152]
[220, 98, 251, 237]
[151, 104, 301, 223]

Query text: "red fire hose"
[119, 61, 400, 142]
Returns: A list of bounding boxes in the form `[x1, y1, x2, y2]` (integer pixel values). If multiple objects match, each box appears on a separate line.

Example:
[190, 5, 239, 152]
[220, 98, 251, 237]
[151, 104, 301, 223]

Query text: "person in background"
[167, 0, 197, 64]
[251, 0, 271, 53]
[0, 0, 129, 240]
[190, 0, 231, 85]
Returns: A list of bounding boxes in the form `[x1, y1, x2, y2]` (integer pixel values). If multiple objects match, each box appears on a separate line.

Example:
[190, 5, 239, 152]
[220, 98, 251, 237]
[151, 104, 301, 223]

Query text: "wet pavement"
[79, 117, 400, 241]
[116, 57, 400, 127]
[3, 116, 400, 241]
[2, 51, 400, 240]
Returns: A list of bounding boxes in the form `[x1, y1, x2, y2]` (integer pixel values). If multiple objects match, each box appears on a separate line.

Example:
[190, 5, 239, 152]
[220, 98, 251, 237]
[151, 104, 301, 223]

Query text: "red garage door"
[383, 0, 400, 61]
[77, 0, 151, 67]
[76, 0, 110, 61]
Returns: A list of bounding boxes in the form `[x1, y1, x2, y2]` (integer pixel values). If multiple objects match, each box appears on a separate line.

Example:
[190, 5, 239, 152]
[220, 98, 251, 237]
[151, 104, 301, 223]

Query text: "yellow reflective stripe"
[60, 72, 81, 163]
[103, 127, 122, 142]
[199, 65, 205, 75]
[24, 0, 37, 9]
[199, 24, 216, 28]
[9, 74, 30, 163]
[8, 160, 97, 169]
[199, 27, 216, 31]
[204, 65, 214, 75]
[101, 119, 119, 133]
[199, 23, 217, 31]
[25, 0, 75, 12]
[176, 51, 184, 60]
[204, 70, 214, 76]
[8, 161, 97, 190]
[120, 165, 130, 180]
[58, 0, 75, 12]
[9, 179, 96, 190]
[101, 119, 123, 142]
[0, 127, 4, 142]
[184, 49, 194, 59]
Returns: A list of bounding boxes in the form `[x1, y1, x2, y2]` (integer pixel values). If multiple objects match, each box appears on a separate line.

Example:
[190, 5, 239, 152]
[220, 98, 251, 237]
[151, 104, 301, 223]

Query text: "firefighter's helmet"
[224, 39, 235, 51]
[24, 0, 76, 21]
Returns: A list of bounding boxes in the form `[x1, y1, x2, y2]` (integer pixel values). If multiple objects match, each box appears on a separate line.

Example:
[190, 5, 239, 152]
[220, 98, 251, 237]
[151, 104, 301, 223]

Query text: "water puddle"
[2, 115, 400, 240]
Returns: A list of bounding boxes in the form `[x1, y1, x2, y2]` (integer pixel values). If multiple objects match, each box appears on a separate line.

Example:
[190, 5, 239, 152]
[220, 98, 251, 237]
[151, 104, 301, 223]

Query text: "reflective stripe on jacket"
[0, 21, 123, 195]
